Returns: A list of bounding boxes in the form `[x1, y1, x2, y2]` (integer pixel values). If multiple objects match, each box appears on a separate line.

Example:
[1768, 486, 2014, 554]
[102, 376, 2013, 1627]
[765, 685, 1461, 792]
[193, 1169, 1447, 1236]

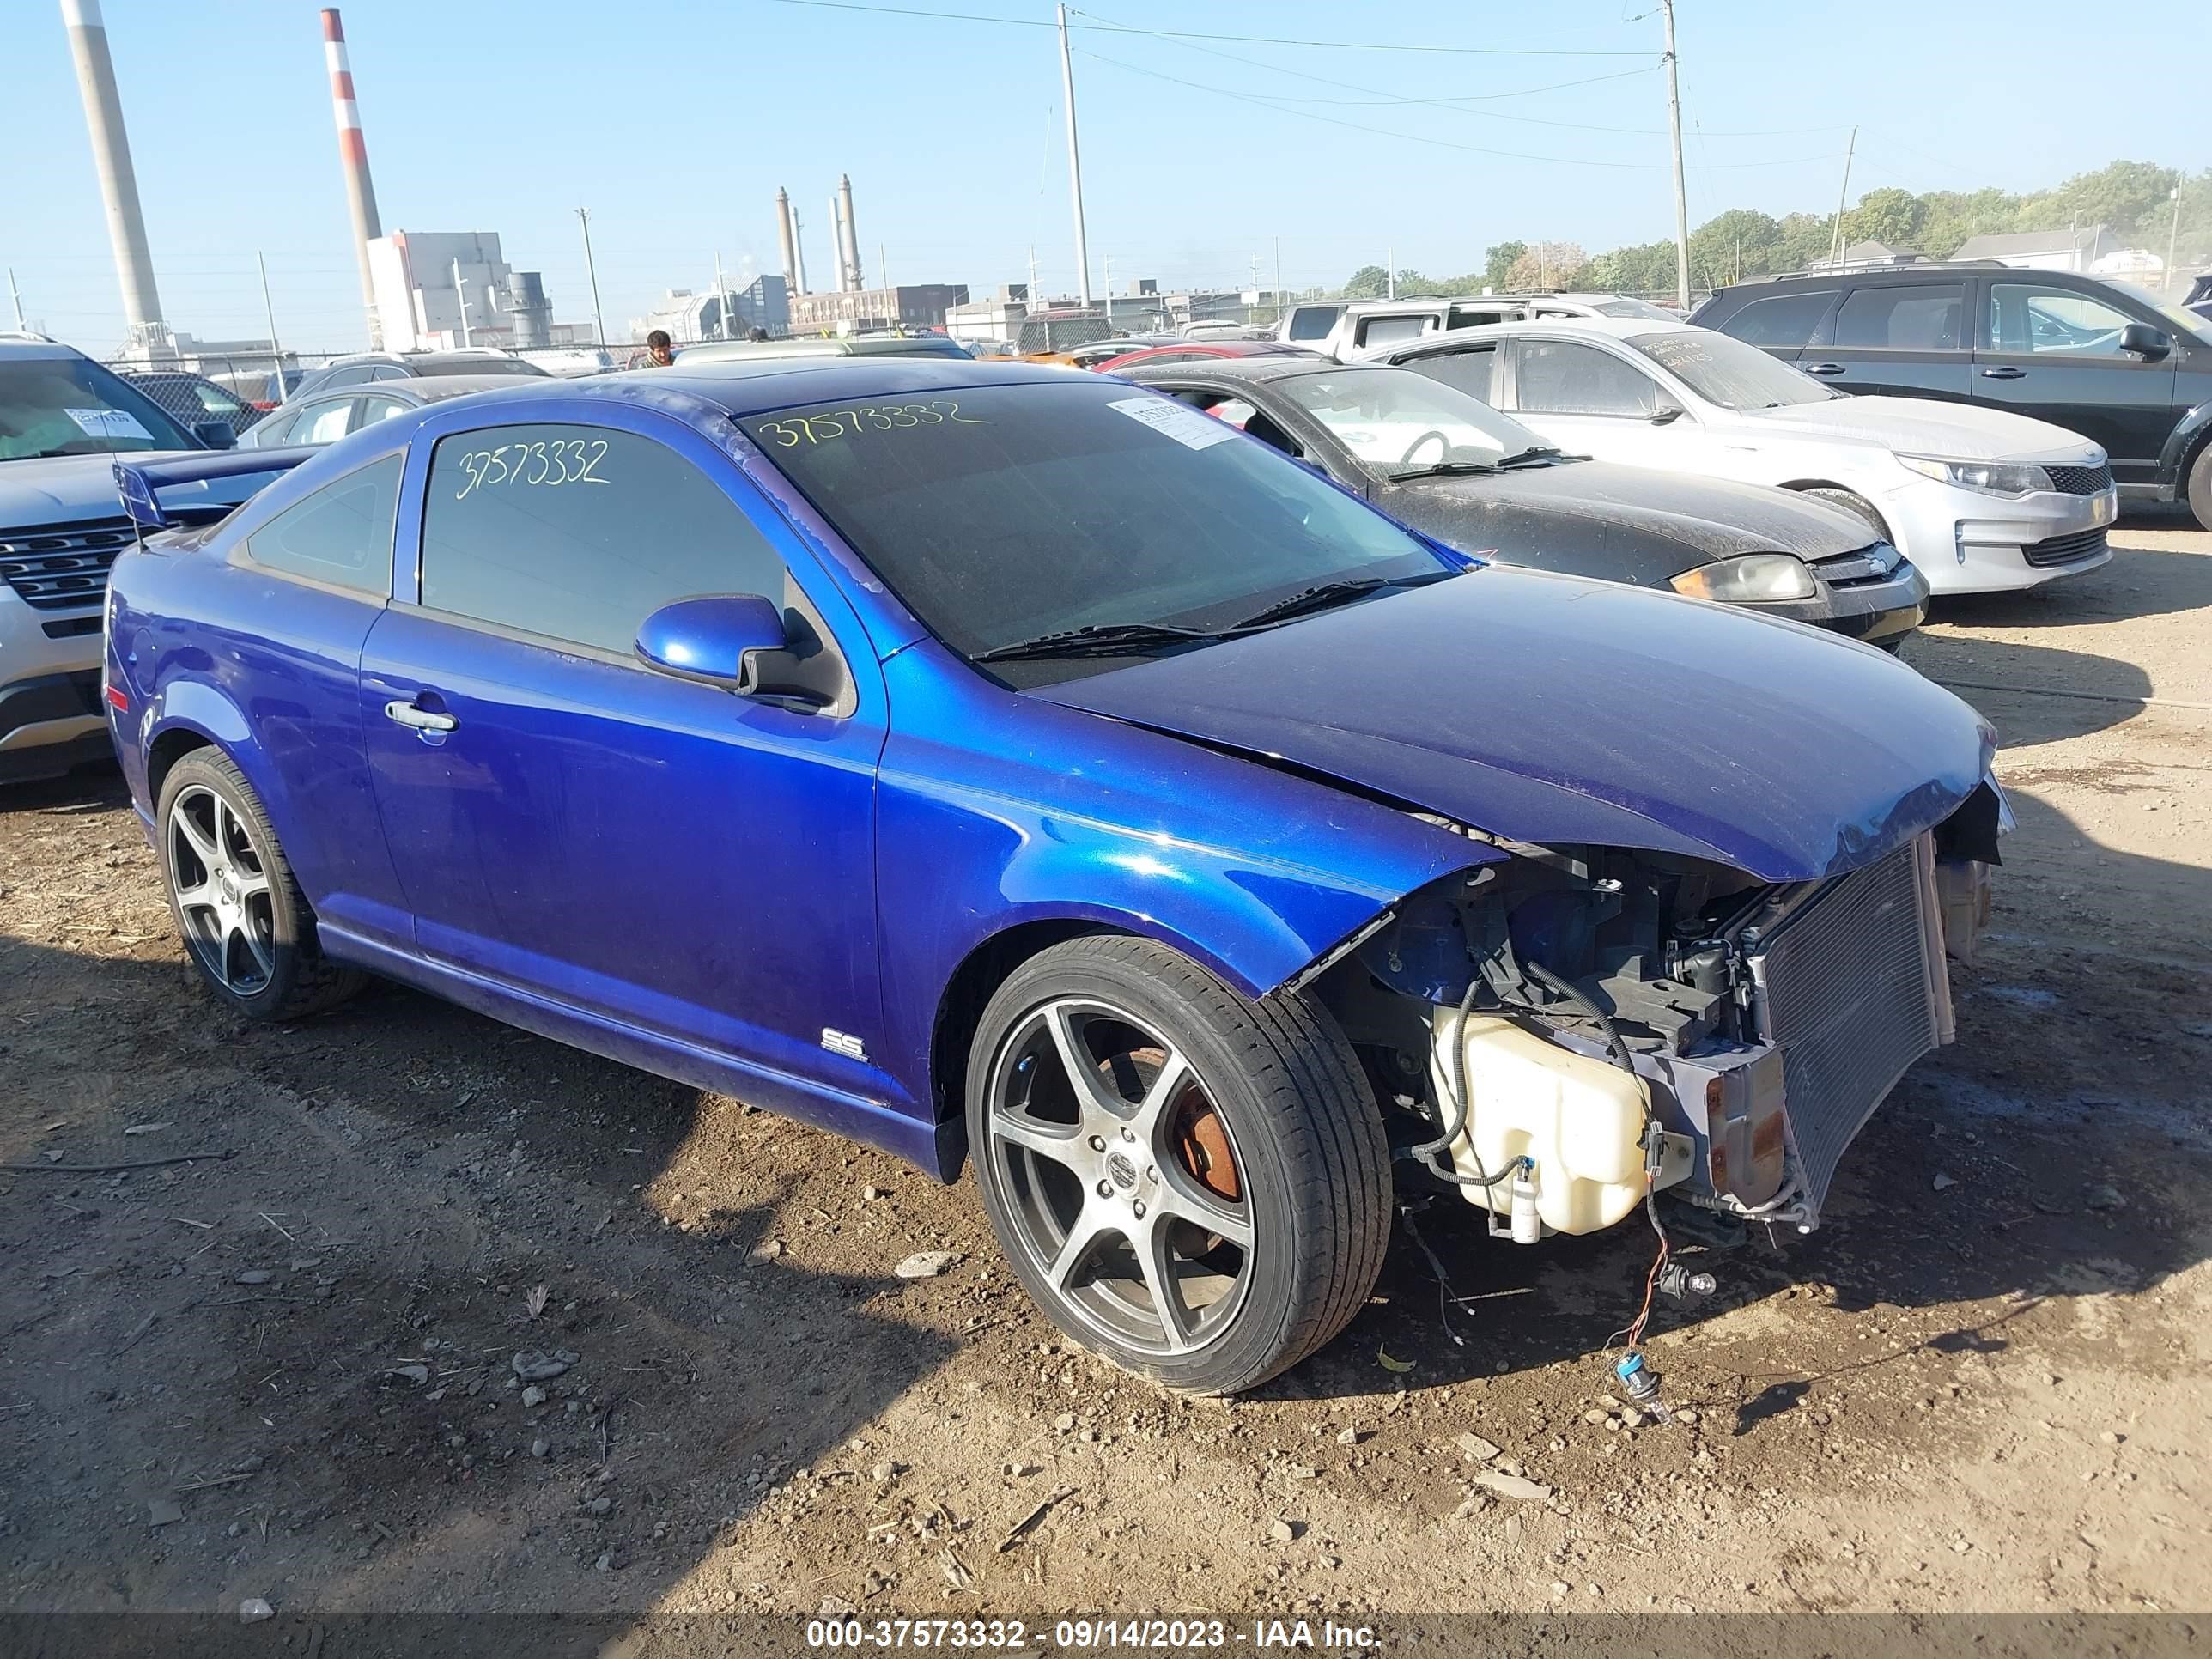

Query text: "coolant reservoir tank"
[1429, 1013, 1650, 1237]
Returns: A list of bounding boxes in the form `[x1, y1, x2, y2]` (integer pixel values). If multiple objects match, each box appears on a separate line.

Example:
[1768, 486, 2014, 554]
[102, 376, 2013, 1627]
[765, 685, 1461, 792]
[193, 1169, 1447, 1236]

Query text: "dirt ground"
[3, 511, 2208, 1628]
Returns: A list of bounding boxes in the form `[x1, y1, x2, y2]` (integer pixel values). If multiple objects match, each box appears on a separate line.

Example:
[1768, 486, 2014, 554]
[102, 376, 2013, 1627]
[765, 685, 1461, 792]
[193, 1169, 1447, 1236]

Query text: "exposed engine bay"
[1312, 782, 2008, 1240]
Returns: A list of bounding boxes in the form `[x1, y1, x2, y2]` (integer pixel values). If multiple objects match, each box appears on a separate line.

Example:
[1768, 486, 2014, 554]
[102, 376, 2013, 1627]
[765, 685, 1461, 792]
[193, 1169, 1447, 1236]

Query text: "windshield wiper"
[1493, 446, 1564, 469]
[971, 620, 1233, 663]
[1226, 569, 1456, 629]
[1387, 459, 1496, 482]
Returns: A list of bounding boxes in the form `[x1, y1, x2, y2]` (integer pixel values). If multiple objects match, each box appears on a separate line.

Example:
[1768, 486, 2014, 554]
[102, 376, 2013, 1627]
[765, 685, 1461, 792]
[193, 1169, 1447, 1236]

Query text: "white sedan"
[1383, 318, 2118, 595]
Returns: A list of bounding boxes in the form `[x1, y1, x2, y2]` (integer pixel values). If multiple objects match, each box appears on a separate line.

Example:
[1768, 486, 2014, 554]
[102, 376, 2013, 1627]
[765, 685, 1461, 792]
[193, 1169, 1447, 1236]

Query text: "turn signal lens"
[1669, 552, 1818, 604]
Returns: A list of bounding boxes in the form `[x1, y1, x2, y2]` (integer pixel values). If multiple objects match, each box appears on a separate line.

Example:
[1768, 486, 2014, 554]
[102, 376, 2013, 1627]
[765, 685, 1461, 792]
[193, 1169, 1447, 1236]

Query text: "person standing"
[640, 329, 675, 368]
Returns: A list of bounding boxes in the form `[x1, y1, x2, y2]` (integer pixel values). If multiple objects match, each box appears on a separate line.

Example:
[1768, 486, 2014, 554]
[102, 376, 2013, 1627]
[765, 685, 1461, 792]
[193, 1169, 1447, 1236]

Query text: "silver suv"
[0, 337, 240, 782]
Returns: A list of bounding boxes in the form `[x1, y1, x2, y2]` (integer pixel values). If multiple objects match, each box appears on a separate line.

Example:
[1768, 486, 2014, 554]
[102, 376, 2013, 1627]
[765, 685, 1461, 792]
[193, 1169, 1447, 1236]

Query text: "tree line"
[1329, 159, 2210, 301]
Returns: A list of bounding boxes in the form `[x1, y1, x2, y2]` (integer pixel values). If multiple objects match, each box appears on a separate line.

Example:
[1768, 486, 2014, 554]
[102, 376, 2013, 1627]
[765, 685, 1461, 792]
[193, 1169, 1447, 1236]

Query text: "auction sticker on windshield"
[65, 407, 153, 442]
[1107, 395, 1237, 451]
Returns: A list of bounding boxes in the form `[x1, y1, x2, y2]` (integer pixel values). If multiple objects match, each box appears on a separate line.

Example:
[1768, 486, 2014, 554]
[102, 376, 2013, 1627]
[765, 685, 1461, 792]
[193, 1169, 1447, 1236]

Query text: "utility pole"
[452, 258, 471, 348]
[714, 250, 730, 339]
[575, 207, 605, 347]
[1056, 3, 1093, 307]
[1661, 0, 1691, 309]
[6, 267, 24, 332]
[1274, 236, 1283, 323]
[2167, 185, 2185, 298]
[1826, 127, 1858, 269]
[1387, 246, 1395, 301]
[1103, 253, 1115, 328]
[258, 252, 283, 391]
[880, 243, 890, 294]
[1027, 244, 1040, 310]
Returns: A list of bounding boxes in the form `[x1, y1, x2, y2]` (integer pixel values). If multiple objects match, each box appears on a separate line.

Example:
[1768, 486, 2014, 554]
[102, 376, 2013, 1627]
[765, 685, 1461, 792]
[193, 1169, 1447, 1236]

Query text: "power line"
[1074, 46, 1840, 172]
[1068, 5, 1837, 136]
[765, 0, 1650, 55]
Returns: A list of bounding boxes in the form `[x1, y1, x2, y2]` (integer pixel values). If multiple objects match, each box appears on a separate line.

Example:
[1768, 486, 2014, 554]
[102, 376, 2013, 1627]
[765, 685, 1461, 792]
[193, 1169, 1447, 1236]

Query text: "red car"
[1095, 340, 1318, 374]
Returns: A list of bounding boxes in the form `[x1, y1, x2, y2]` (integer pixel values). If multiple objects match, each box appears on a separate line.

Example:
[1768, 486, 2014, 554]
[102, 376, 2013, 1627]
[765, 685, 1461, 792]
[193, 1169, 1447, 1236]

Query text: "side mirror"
[635, 594, 788, 691]
[2118, 322, 2171, 361]
[1649, 400, 1687, 425]
[193, 419, 237, 450]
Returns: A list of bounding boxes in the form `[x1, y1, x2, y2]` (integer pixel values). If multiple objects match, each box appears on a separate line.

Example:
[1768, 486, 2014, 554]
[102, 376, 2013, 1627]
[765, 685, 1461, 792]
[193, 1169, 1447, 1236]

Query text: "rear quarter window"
[240, 453, 401, 597]
[1711, 289, 1838, 349]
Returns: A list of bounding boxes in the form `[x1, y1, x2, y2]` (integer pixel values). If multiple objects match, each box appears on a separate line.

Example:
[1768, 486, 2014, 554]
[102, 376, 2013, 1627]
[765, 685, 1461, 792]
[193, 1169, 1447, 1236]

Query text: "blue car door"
[358, 403, 900, 1117]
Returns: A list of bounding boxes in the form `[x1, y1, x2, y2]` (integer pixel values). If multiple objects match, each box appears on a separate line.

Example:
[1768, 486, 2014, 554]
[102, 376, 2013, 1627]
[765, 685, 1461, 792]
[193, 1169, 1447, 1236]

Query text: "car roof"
[1392, 317, 1695, 353]
[1120, 356, 1389, 386]
[0, 338, 90, 362]
[356, 358, 1079, 432]
[1705, 262, 2013, 296]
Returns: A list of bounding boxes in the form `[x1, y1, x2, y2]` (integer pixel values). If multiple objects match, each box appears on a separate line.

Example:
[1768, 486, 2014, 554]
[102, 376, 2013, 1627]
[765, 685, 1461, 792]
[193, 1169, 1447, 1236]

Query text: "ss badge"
[821, 1028, 867, 1062]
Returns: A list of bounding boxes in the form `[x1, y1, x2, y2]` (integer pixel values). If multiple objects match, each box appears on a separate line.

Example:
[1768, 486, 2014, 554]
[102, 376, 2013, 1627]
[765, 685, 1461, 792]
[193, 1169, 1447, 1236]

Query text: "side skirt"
[318, 926, 951, 1179]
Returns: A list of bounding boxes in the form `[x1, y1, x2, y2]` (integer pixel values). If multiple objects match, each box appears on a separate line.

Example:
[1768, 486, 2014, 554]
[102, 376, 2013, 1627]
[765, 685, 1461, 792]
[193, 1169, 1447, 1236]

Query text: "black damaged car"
[1120, 356, 1928, 649]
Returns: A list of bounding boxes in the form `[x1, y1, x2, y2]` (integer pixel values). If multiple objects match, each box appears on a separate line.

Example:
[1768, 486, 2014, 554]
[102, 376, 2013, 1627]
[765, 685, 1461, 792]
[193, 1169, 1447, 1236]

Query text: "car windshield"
[2102, 280, 2212, 347]
[1591, 296, 1678, 321]
[1273, 367, 1553, 477]
[416, 356, 547, 378]
[0, 356, 198, 460]
[1626, 330, 1836, 410]
[747, 380, 1449, 685]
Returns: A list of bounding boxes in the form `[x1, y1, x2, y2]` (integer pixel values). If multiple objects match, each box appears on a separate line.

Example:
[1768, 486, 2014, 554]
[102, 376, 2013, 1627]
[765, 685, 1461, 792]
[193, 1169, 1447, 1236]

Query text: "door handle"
[384, 699, 458, 733]
[1979, 366, 2027, 380]
[1801, 362, 1844, 376]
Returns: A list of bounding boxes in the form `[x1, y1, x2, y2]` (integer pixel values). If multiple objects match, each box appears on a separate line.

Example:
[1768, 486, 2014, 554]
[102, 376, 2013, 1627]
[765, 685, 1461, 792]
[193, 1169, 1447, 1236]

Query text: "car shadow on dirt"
[0, 897, 963, 1612]
[1922, 533, 2212, 634]
[1897, 629, 2157, 748]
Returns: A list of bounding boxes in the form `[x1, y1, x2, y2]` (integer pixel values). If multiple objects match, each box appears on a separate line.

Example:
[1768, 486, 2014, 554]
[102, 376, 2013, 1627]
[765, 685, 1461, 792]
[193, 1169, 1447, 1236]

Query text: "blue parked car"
[105, 360, 2003, 1394]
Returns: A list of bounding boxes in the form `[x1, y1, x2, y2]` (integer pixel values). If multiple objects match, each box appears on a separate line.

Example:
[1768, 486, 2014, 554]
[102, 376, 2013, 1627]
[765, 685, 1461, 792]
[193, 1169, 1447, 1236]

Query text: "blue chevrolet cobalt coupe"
[105, 360, 2004, 1394]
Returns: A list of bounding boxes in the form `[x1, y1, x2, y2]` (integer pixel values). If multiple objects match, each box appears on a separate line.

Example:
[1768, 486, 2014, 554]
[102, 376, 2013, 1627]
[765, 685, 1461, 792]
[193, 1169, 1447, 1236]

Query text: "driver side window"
[1989, 283, 2136, 356]
[1511, 341, 1660, 416]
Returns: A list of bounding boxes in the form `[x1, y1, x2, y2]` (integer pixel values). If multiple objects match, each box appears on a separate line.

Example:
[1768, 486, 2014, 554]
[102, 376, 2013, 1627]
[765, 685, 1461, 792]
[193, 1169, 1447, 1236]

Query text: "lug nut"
[1097, 1180, 1112, 1198]
[1132, 1201, 1146, 1219]
[1088, 1134, 1106, 1152]
[1121, 1127, 1135, 1141]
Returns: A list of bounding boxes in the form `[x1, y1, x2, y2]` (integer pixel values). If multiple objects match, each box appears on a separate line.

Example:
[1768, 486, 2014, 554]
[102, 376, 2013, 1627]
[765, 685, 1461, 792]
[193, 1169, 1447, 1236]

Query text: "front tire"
[2186, 444, 2212, 532]
[156, 749, 364, 1020]
[967, 935, 1391, 1395]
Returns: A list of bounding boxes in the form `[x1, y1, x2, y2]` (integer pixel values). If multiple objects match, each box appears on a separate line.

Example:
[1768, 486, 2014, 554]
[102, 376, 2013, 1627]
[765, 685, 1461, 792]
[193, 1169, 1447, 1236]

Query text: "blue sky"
[3, 0, 2198, 352]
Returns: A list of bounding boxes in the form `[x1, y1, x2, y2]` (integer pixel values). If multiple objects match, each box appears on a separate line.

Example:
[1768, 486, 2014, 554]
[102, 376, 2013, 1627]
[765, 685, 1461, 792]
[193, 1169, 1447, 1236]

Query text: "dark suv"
[1692, 265, 2212, 525]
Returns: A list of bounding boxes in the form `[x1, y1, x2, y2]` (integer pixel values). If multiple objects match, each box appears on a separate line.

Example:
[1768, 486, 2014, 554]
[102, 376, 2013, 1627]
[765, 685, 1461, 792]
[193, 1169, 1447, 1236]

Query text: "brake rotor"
[1100, 1044, 1241, 1203]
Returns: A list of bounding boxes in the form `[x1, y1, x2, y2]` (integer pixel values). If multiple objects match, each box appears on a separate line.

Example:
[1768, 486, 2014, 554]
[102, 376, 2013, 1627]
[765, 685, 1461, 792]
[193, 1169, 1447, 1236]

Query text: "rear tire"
[967, 935, 1391, 1395]
[156, 749, 364, 1020]
[1798, 485, 1894, 545]
[2186, 444, 2212, 532]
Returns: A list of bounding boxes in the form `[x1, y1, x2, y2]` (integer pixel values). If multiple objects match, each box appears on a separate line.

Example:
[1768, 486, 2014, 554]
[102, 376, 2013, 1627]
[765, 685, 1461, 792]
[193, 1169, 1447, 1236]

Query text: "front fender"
[870, 644, 1494, 1123]
[2157, 398, 2212, 487]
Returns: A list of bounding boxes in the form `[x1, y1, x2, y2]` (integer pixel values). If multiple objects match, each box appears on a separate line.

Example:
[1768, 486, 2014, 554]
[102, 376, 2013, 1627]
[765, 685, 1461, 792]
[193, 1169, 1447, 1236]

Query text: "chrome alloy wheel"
[166, 783, 276, 995]
[982, 997, 1255, 1357]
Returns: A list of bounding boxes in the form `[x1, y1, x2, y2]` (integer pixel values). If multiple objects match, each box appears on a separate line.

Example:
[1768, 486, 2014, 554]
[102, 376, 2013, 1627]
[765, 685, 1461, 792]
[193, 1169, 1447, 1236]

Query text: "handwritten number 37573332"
[453, 439, 610, 500]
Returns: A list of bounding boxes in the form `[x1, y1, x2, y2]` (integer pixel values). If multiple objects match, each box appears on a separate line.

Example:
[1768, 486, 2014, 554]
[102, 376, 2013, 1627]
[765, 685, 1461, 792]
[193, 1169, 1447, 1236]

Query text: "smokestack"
[58, 0, 164, 344]
[837, 173, 863, 294]
[320, 9, 385, 349]
[775, 187, 801, 296]
[830, 195, 847, 292]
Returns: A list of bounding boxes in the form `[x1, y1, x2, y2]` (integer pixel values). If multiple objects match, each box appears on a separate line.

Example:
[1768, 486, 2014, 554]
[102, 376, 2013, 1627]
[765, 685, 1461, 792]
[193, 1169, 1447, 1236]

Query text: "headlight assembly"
[1897, 453, 2053, 496]
[1670, 552, 1818, 603]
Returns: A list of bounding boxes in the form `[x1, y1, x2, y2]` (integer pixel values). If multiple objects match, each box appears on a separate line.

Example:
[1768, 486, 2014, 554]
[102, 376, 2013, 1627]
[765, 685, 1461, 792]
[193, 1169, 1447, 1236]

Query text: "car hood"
[1745, 394, 2101, 463]
[1389, 458, 1874, 563]
[0, 449, 198, 526]
[1032, 566, 1991, 883]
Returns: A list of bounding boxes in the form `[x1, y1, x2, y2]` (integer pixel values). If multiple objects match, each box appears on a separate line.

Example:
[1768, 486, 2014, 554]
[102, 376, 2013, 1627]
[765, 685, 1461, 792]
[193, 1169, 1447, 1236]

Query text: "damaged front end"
[1313, 783, 2007, 1237]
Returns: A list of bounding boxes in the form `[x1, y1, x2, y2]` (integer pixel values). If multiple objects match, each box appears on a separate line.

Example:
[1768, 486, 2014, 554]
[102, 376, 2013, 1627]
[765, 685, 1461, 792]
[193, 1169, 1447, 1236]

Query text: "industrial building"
[629, 276, 791, 344]
[365, 230, 559, 354]
[788, 283, 969, 335]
